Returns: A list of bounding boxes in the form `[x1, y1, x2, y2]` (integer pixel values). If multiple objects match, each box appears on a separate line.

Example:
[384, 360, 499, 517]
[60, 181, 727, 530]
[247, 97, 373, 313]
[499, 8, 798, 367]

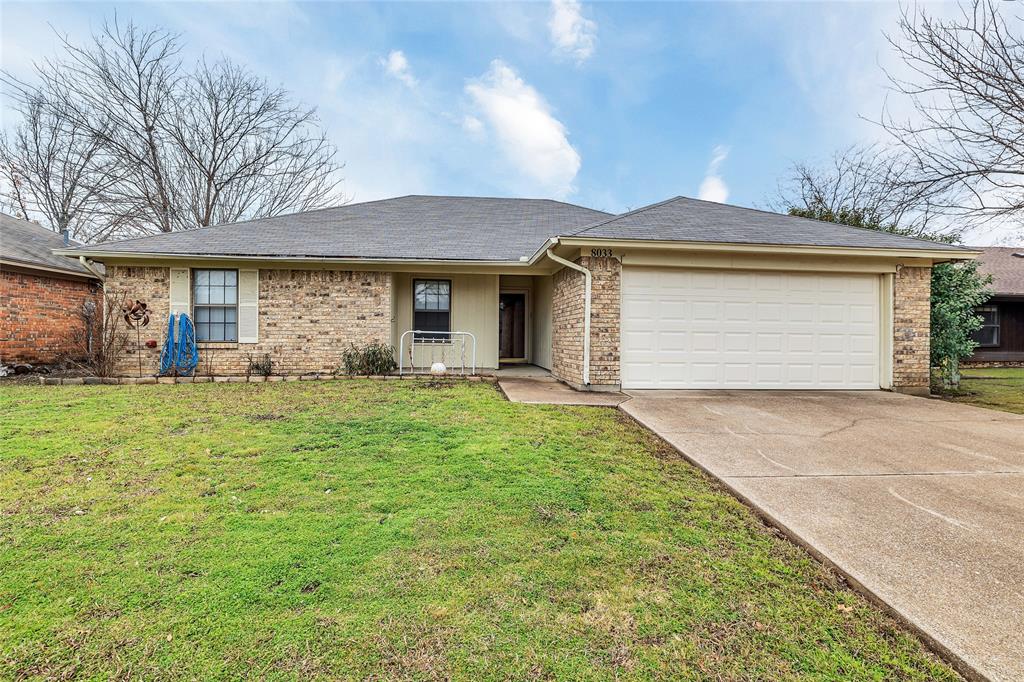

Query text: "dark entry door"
[499, 293, 527, 360]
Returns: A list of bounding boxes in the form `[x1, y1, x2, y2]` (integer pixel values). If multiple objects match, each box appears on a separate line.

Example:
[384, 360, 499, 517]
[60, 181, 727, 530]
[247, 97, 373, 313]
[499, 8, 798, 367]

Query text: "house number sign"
[590, 248, 615, 258]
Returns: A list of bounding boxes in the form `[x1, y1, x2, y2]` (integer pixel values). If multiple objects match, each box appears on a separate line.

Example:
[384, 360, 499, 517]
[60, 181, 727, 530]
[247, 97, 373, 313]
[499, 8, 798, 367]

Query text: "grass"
[938, 367, 1024, 414]
[0, 381, 957, 681]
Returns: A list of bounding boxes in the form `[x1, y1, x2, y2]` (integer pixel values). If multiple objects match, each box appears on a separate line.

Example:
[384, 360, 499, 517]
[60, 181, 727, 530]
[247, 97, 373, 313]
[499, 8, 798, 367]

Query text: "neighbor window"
[193, 269, 238, 342]
[413, 279, 450, 341]
[972, 305, 1000, 347]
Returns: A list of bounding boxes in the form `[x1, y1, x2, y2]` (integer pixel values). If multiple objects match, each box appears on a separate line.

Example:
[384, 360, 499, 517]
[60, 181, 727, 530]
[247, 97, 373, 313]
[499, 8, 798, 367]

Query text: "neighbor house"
[967, 247, 1024, 365]
[1, 213, 103, 367]
[55, 195, 976, 393]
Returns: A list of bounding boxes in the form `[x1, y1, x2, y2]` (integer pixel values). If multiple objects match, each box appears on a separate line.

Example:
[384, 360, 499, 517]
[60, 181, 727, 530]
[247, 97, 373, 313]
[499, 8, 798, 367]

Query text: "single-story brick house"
[1, 213, 103, 366]
[56, 195, 976, 393]
[967, 247, 1024, 365]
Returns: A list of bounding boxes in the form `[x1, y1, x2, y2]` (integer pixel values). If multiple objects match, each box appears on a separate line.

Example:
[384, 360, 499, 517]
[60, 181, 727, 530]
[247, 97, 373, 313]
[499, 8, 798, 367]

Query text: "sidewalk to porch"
[497, 365, 628, 406]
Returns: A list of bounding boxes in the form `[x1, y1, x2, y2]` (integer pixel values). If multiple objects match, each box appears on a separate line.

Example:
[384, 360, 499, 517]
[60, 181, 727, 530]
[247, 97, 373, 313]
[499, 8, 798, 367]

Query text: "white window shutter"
[169, 268, 190, 315]
[238, 269, 259, 343]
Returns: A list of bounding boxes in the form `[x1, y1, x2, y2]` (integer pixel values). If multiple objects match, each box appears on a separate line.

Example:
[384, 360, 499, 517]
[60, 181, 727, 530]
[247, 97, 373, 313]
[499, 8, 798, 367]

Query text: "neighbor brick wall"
[550, 255, 621, 388]
[105, 266, 391, 376]
[892, 265, 931, 392]
[0, 268, 101, 365]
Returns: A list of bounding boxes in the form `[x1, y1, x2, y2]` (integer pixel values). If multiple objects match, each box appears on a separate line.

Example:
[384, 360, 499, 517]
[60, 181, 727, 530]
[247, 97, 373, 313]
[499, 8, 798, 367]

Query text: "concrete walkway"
[498, 378, 628, 406]
[622, 390, 1024, 682]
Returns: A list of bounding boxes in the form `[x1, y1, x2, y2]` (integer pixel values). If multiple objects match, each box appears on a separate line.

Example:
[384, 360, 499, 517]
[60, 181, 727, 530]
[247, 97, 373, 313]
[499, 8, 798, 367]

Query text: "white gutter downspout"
[79, 256, 105, 282]
[545, 245, 591, 387]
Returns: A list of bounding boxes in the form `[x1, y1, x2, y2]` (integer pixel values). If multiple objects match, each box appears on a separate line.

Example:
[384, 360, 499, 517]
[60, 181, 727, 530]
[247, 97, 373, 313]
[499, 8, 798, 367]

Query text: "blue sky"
[4, 0, 1015, 243]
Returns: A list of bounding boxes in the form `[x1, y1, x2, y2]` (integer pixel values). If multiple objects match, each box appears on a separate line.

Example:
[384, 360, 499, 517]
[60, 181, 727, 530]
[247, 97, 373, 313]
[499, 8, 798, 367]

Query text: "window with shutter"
[192, 269, 238, 342]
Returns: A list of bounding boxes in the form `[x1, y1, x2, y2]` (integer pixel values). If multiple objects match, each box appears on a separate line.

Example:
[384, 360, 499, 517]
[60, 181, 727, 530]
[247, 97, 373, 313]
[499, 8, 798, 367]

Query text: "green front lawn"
[1, 381, 956, 680]
[939, 367, 1024, 414]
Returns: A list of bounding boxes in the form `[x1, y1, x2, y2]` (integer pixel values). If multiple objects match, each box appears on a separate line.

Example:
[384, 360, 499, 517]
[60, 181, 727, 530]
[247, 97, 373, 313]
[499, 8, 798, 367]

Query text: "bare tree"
[882, 0, 1024, 228]
[774, 143, 951, 239]
[165, 59, 341, 229]
[0, 90, 124, 242]
[2, 17, 344, 241]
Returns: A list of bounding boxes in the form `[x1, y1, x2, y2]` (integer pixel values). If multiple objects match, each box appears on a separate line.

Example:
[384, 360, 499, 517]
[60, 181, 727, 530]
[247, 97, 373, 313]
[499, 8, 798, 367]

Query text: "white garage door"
[621, 267, 881, 389]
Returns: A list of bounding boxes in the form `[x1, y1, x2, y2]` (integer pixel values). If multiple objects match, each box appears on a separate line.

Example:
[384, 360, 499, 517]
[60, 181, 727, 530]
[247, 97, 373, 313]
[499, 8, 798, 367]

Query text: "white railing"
[399, 330, 477, 376]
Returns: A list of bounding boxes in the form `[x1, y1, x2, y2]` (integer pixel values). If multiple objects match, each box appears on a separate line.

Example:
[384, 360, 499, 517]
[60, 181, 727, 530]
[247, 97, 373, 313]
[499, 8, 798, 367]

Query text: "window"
[193, 269, 238, 342]
[972, 305, 1000, 347]
[413, 279, 450, 341]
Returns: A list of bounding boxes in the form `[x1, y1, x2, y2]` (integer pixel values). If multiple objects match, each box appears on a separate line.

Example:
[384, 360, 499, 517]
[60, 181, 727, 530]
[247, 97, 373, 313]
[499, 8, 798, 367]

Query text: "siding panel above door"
[620, 267, 881, 390]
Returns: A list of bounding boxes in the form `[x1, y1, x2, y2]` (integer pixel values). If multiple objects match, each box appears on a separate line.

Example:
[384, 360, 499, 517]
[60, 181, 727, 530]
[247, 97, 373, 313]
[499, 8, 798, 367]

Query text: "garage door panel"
[621, 267, 880, 389]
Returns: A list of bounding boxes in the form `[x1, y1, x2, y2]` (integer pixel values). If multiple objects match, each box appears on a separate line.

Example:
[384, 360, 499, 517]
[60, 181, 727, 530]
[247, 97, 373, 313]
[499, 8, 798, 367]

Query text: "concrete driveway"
[621, 390, 1024, 682]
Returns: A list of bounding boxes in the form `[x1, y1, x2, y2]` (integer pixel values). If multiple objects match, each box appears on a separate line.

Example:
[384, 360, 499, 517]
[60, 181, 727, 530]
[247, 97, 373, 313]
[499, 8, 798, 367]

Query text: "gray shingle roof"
[63, 195, 611, 262]
[572, 196, 969, 252]
[0, 213, 99, 277]
[974, 247, 1024, 296]
[60, 194, 972, 262]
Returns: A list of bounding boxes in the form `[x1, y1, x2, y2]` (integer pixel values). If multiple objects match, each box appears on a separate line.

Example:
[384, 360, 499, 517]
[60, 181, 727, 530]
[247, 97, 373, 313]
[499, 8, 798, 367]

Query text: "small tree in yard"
[930, 261, 992, 389]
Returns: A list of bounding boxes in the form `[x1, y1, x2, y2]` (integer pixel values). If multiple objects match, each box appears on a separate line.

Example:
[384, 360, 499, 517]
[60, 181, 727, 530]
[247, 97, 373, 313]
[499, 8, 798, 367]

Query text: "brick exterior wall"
[893, 265, 932, 392]
[0, 268, 102, 365]
[105, 266, 391, 376]
[550, 256, 620, 388]
[551, 263, 584, 385]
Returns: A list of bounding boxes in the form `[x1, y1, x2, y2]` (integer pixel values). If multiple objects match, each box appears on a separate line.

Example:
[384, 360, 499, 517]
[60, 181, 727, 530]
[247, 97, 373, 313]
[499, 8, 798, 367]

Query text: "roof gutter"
[78, 256, 105, 282]
[554, 236, 980, 261]
[545, 240, 591, 387]
[51, 249, 540, 266]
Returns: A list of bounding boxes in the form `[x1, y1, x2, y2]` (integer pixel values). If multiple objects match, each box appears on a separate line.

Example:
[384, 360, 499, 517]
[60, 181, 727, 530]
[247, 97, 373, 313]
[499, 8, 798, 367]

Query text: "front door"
[499, 292, 527, 362]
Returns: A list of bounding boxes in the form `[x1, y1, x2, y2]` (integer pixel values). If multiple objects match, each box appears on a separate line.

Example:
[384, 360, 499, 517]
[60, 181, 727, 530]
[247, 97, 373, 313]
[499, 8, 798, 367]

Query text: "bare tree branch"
[773, 143, 959, 241]
[1, 17, 345, 242]
[880, 0, 1024, 231]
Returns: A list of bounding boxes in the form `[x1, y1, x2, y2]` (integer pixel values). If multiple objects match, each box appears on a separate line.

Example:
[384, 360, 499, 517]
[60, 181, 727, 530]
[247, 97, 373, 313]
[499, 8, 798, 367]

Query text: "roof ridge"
[400, 194, 610, 214]
[573, 195, 970, 252]
[677, 195, 971, 251]
[570, 195, 685, 236]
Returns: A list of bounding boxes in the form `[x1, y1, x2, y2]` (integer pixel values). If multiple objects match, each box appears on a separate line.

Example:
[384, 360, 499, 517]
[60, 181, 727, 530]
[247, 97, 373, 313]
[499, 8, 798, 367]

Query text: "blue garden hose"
[159, 313, 176, 375]
[159, 313, 200, 376]
[175, 313, 199, 376]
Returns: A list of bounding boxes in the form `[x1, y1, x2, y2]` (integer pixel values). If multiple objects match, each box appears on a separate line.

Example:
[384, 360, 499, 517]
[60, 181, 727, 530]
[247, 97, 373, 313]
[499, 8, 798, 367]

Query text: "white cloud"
[461, 115, 484, 137]
[548, 0, 597, 64]
[698, 145, 730, 203]
[381, 50, 416, 87]
[465, 59, 581, 198]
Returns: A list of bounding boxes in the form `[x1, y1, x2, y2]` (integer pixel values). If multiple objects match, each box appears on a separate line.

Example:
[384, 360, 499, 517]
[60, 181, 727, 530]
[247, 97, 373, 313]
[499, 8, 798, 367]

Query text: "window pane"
[209, 286, 224, 304]
[224, 271, 237, 286]
[195, 270, 209, 286]
[224, 286, 237, 304]
[211, 307, 225, 323]
[210, 270, 224, 286]
[224, 323, 237, 342]
[224, 307, 237, 323]
[195, 307, 210, 323]
[415, 280, 451, 313]
[972, 326, 998, 346]
[195, 287, 210, 305]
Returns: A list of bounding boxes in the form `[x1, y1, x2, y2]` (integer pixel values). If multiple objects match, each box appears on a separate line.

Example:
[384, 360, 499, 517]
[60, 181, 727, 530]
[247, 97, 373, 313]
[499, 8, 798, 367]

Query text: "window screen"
[413, 279, 451, 341]
[193, 269, 238, 342]
[971, 305, 1000, 347]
